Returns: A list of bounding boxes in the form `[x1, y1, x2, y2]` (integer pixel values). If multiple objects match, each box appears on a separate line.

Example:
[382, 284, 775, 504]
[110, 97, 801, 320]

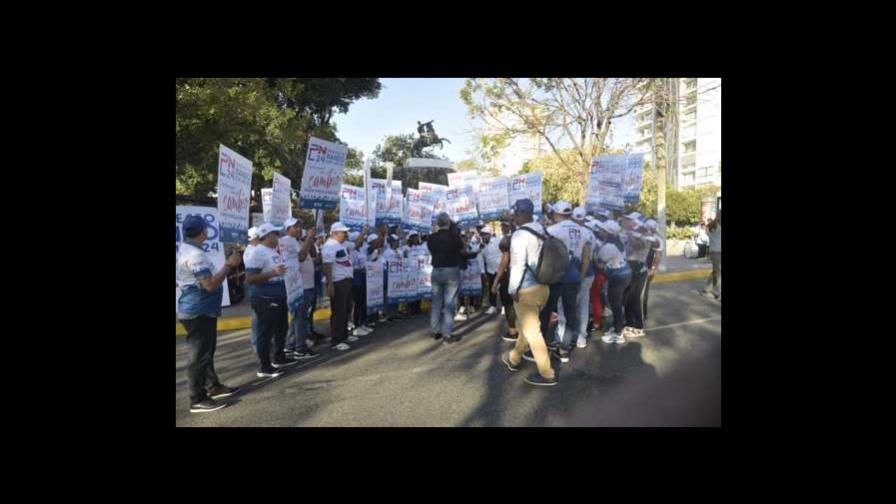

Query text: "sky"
[334, 78, 637, 164]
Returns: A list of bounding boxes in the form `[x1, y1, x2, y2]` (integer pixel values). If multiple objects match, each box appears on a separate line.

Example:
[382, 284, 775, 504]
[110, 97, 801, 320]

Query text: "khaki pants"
[509, 284, 554, 379]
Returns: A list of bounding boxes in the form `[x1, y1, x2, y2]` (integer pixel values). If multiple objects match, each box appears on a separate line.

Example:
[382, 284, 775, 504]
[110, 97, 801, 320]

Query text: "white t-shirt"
[547, 220, 588, 261]
[322, 238, 354, 282]
[244, 243, 287, 298]
[481, 240, 503, 275]
[299, 255, 315, 289]
[597, 242, 627, 269]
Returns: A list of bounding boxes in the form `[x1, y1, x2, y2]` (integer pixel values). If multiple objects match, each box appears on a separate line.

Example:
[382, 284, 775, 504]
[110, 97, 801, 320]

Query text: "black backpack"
[517, 226, 569, 286]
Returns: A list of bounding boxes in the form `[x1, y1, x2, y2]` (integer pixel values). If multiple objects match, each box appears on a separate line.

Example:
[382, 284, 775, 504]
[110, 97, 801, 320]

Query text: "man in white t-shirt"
[281, 218, 319, 359]
[322, 222, 365, 351]
[479, 226, 503, 315]
[538, 201, 592, 363]
[245, 223, 295, 377]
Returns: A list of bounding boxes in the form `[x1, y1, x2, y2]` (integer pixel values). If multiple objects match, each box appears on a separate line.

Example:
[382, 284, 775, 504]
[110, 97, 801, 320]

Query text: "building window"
[683, 141, 697, 154]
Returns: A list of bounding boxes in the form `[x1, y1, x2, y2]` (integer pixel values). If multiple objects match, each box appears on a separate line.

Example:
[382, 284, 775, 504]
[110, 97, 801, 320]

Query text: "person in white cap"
[297, 226, 319, 349]
[699, 210, 721, 301]
[352, 233, 379, 334]
[619, 212, 652, 338]
[322, 222, 367, 350]
[571, 206, 597, 348]
[280, 217, 319, 360]
[533, 200, 592, 364]
[244, 226, 261, 351]
[245, 223, 296, 377]
[478, 226, 502, 315]
[382, 234, 404, 321]
[641, 218, 664, 321]
[593, 220, 632, 344]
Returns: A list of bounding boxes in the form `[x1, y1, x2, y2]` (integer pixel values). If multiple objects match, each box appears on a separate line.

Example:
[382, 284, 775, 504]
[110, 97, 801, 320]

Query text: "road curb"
[176, 269, 712, 336]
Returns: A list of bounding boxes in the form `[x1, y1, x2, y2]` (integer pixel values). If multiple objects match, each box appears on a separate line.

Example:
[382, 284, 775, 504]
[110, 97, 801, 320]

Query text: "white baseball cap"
[366, 233, 379, 244]
[644, 219, 658, 231]
[348, 231, 360, 241]
[407, 231, 420, 238]
[480, 226, 492, 235]
[247, 226, 260, 240]
[572, 206, 586, 220]
[257, 223, 285, 239]
[621, 212, 644, 222]
[551, 200, 573, 215]
[597, 220, 621, 235]
[330, 221, 350, 233]
[284, 217, 299, 229]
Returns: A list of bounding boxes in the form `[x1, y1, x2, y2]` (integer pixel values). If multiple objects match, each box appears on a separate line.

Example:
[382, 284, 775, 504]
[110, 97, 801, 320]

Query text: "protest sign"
[299, 136, 348, 210]
[271, 173, 292, 226]
[339, 184, 368, 232]
[277, 236, 304, 313]
[261, 188, 273, 223]
[417, 253, 432, 301]
[387, 256, 414, 305]
[477, 177, 509, 221]
[508, 172, 543, 217]
[217, 144, 253, 243]
[460, 258, 482, 297]
[365, 258, 384, 314]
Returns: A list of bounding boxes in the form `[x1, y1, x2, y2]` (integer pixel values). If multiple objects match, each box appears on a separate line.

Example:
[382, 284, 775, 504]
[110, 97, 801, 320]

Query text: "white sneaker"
[333, 343, 351, 351]
[576, 335, 587, 348]
[501, 307, 505, 315]
[627, 328, 645, 338]
[602, 307, 612, 318]
[486, 306, 497, 315]
[459, 306, 466, 314]
[454, 313, 468, 321]
[602, 332, 625, 344]
[353, 327, 369, 336]
[347, 335, 359, 342]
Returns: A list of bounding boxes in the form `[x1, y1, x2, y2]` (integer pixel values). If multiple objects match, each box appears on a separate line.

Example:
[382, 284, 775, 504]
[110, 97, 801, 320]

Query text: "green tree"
[461, 78, 651, 186]
[176, 78, 380, 202]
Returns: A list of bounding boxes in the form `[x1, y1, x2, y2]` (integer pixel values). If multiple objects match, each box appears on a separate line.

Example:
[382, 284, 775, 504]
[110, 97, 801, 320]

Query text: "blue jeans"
[286, 288, 315, 351]
[430, 267, 460, 336]
[250, 310, 258, 350]
[577, 275, 594, 339]
[540, 282, 579, 351]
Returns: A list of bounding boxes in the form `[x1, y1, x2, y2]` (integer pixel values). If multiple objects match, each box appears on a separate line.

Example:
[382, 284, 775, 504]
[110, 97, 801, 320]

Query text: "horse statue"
[413, 120, 451, 156]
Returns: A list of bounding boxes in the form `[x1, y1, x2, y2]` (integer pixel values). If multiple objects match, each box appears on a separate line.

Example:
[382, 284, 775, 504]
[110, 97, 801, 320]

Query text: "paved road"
[176, 278, 721, 427]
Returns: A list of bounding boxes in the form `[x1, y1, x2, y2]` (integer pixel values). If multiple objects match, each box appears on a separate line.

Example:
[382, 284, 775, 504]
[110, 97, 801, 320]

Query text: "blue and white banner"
[417, 253, 432, 301]
[419, 182, 448, 224]
[216, 144, 253, 243]
[387, 256, 415, 304]
[460, 258, 482, 297]
[271, 173, 292, 226]
[365, 258, 384, 314]
[477, 177, 509, 221]
[508, 172, 543, 217]
[446, 186, 479, 227]
[299, 136, 348, 210]
[339, 184, 368, 232]
[588, 154, 642, 211]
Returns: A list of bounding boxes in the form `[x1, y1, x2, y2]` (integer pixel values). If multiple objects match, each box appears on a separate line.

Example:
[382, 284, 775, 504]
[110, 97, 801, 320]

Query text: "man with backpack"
[500, 198, 560, 387]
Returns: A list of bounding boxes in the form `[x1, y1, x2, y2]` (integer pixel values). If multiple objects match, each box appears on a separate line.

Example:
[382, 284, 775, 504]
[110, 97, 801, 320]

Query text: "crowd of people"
[177, 197, 720, 412]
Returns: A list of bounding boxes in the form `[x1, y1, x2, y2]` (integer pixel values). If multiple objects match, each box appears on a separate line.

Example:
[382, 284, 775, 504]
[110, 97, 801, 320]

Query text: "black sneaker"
[553, 348, 571, 363]
[293, 349, 318, 360]
[502, 353, 521, 372]
[524, 373, 558, 387]
[443, 335, 460, 344]
[272, 357, 298, 368]
[207, 384, 239, 399]
[522, 350, 535, 362]
[501, 332, 519, 342]
[190, 398, 228, 413]
[432, 333, 443, 341]
[257, 369, 285, 378]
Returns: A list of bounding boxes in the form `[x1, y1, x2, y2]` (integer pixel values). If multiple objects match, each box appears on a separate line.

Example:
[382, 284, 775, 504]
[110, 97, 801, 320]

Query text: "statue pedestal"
[405, 158, 453, 169]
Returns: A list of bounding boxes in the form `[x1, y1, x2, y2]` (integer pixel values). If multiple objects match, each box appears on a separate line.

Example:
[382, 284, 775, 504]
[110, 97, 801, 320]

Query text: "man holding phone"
[245, 223, 297, 378]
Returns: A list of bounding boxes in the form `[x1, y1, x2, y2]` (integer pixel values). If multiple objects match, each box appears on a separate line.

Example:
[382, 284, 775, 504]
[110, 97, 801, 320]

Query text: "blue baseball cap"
[183, 215, 208, 236]
[512, 198, 534, 215]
